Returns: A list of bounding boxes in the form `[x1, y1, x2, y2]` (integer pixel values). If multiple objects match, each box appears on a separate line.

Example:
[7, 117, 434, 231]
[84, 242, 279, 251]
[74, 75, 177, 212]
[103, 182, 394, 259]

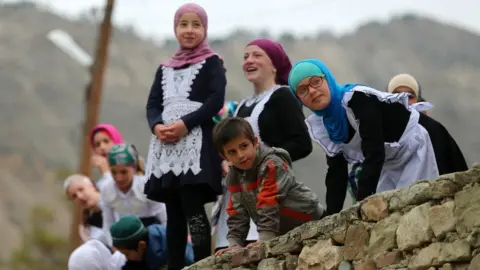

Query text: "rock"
[374, 250, 403, 268]
[296, 220, 324, 241]
[456, 264, 473, 270]
[257, 258, 285, 270]
[344, 223, 369, 260]
[439, 240, 471, 263]
[297, 239, 343, 270]
[408, 243, 442, 270]
[368, 213, 401, 256]
[230, 248, 249, 268]
[265, 234, 302, 257]
[455, 185, 480, 234]
[428, 201, 456, 238]
[467, 230, 480, 249]
[298, 213, 348, 241]
[409, 240, 472, 270]
[469, 254, 480, 270]
[440, 263, 453, 270]
[284, 254, 298, 270]
[397, 203, 434, 251]
[452, 168, 480, 187]
[331, 228, 347, 245]
[389, 181, 431, 211]
[426, 179, 461, 199]
[230, 245, 266, 267]
[353, 259, 377, 270]
[183, 256, 216, 270]
[340, 204, 362, 222]
[361, 196, 389, 221]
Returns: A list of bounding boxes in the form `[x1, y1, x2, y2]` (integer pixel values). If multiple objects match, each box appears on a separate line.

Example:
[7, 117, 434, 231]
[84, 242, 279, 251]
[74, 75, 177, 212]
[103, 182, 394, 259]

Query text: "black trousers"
[166, 185, 211, 270]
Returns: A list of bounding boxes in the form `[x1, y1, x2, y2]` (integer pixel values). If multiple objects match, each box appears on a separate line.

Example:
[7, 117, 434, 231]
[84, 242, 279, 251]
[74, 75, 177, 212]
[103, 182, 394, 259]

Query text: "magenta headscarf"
[162, 3, 217, 68]
[247, 39, 292, 86]
[89, 124, 123, 148]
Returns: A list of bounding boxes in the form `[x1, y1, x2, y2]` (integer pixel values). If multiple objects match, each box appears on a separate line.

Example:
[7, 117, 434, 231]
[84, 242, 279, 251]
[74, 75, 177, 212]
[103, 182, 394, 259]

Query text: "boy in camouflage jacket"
[213, 117, 324, 255]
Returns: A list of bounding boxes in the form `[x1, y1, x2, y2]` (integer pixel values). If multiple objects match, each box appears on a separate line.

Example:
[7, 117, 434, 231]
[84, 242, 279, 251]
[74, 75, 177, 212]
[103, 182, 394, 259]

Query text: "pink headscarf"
[162, 3, 217, 68]
[89, 124, 123, 148]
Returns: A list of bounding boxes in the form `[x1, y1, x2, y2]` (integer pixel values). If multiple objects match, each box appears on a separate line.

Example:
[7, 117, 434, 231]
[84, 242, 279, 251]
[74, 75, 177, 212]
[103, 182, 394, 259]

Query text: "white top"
[305, 85, 412, 162]
[99, 175, 167, 231]
[95, 172, 113, 192]
[68, 239, 126, 270]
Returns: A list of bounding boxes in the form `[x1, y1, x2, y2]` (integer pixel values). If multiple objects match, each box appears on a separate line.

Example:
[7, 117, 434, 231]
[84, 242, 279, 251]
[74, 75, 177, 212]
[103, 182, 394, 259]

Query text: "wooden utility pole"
[70, 0, 115, 250]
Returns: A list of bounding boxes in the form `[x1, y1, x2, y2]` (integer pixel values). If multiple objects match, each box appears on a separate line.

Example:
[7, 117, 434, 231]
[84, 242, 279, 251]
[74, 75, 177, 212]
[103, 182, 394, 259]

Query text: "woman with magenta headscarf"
[288, 59, 439, 216]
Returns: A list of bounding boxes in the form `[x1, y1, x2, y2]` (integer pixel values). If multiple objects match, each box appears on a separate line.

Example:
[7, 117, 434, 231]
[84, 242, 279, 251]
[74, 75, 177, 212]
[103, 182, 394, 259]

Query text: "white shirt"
[99, 175, 167, 231]
[68, 239, 126, 270]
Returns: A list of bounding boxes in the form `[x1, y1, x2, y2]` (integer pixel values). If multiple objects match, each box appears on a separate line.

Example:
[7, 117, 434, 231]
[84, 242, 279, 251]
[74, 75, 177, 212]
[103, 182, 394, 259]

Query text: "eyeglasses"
[296, 76, 325, 98]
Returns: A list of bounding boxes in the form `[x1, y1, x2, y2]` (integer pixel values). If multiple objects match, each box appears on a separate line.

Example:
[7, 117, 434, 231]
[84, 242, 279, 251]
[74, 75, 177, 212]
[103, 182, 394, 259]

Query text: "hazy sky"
[7, 0, 480, 39]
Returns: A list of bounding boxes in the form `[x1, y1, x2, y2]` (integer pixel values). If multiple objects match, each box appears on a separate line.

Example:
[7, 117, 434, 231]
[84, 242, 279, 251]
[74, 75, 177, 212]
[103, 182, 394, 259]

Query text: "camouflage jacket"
[225, 143, 324, 247]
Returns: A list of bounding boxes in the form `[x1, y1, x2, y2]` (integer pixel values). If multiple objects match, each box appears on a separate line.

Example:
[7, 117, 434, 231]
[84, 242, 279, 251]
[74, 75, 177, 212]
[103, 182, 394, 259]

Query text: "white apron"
[215, 86, 282, 248]
[145, 61, 206, 180]
[306, 86, 439, 193]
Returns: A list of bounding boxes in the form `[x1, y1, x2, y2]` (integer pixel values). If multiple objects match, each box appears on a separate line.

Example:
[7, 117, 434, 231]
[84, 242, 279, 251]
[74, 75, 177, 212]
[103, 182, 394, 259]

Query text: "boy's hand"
[214, 245, 241, 256]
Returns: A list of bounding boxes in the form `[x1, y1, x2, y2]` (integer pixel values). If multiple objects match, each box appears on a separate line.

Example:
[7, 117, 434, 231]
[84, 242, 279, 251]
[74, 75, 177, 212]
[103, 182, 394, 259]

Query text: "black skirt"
[144, 124, 223, 204]
[145, 172, 221, 205]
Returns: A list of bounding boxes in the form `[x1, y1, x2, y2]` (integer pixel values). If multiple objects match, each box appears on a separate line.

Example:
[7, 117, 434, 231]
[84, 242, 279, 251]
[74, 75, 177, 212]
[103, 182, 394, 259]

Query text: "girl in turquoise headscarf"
[288, 59, 440, 216]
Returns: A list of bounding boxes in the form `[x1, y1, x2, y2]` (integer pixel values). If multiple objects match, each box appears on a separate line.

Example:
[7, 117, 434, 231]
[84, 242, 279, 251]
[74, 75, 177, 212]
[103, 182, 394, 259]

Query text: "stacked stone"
[186, 165, 480, 270]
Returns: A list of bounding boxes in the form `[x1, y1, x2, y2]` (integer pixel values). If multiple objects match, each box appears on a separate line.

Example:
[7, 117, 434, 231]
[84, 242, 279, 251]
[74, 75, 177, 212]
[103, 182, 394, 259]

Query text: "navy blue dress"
[144, 55, 225, 204]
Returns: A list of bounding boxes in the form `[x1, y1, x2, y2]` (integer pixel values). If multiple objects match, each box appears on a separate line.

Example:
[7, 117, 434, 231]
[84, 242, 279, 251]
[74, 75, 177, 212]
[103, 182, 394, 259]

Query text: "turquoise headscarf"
[108, 143, 138, 168]
[288, 59, 358, 144]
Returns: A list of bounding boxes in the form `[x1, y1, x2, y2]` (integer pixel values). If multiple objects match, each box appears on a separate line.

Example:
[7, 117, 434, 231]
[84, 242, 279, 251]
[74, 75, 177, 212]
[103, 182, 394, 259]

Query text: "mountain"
[1, 1, 479, 260]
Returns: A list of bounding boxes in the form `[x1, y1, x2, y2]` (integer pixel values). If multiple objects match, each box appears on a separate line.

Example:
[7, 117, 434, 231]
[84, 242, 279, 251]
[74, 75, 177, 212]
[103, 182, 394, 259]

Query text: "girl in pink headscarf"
[145, 3, 226, 267]
[89, 124, 124, 188]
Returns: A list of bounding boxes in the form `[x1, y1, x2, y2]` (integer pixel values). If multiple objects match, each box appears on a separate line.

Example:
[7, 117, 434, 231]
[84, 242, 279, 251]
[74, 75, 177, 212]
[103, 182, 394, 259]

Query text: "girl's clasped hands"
[154, 120, 188, 143]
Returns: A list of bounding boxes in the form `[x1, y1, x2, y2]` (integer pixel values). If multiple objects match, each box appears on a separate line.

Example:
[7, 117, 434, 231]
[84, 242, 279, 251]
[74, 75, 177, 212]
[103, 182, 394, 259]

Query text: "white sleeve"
[96, 172, 113, 192]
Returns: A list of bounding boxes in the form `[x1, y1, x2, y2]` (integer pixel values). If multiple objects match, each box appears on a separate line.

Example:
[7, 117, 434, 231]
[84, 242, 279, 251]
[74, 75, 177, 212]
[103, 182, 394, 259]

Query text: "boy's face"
[117, 241, 146, 261]
[221, 136, 259, 170]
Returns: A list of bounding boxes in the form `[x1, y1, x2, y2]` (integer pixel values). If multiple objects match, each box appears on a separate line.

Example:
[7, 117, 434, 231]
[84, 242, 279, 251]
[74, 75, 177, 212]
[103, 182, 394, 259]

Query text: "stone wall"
[186, 165, 480, 270]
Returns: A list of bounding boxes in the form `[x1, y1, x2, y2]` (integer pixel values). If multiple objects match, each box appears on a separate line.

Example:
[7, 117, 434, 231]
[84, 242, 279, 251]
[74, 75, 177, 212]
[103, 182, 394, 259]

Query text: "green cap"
[108, 143, 137, 167]
[110, 215, 147, 248]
